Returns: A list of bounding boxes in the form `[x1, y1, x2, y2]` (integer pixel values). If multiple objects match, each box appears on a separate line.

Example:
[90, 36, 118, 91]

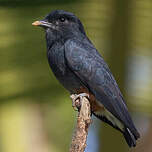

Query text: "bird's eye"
[59, 17, 66, 22]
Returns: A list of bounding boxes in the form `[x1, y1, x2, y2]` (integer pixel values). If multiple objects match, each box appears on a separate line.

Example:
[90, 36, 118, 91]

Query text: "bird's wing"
[64, 39, 137, 132]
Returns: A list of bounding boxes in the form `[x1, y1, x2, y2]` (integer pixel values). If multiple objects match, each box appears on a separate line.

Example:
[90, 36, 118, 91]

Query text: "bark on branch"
[69, 94, 92, 152]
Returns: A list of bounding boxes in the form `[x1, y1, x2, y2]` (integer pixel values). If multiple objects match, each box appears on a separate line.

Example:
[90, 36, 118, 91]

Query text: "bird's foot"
[70, 93, 89, 111]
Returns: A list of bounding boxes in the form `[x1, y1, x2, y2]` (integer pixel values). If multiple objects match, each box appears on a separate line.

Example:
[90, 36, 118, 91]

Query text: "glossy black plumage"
[33, 10, 140, 147]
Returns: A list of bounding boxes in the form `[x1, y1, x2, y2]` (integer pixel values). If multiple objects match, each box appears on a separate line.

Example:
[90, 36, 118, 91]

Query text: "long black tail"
[123, 127, 140, 147]
[93, 112, 140, 147]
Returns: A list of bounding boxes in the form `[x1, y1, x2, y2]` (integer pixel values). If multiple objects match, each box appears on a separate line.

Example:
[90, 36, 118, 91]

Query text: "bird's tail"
[123, 127, 140, 147]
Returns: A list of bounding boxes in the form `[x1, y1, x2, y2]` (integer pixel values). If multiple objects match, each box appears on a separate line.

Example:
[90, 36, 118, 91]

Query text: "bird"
[32, 10, 140, 147]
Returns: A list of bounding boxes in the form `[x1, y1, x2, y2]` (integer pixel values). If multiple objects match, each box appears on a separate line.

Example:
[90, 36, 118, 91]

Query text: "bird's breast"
[47, 44, 82, 92]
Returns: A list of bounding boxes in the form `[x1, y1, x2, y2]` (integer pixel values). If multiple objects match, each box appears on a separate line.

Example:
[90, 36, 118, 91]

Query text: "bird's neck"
[45, 29, 86, 50]
[45, 29, 60, 50]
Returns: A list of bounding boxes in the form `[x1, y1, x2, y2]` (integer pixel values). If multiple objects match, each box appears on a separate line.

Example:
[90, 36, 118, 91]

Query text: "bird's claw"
[70, 93, 89, 111]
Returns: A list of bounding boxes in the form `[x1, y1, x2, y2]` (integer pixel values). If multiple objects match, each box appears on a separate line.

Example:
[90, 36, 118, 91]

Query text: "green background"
[0, 0, 152, 152]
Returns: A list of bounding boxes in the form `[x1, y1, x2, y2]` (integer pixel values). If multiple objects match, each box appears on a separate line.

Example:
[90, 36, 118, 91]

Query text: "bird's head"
[32, 10, 86, 41]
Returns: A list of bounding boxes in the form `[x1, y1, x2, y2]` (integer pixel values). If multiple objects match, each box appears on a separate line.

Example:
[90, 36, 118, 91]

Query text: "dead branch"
[69, 94, 92, 152]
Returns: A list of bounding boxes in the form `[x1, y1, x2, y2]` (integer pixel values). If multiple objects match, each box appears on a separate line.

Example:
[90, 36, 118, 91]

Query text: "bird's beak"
[32, 21, 42, 26]
[32, 20, 53, 28]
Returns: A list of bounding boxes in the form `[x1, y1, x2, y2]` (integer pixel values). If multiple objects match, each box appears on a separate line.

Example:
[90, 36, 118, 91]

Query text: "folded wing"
[64, 39, 140, 140]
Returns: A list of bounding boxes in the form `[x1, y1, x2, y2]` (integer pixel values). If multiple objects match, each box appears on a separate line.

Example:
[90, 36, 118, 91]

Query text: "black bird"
[32, 10, 140, 147]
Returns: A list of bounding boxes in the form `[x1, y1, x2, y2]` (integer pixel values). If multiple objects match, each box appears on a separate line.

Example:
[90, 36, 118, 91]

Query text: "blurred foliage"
[0, 0, 152, 152]
[0, 0, 80, 7]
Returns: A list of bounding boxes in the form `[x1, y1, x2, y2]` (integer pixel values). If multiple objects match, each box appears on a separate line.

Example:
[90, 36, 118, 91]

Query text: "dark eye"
[59, 17, 66, 22]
